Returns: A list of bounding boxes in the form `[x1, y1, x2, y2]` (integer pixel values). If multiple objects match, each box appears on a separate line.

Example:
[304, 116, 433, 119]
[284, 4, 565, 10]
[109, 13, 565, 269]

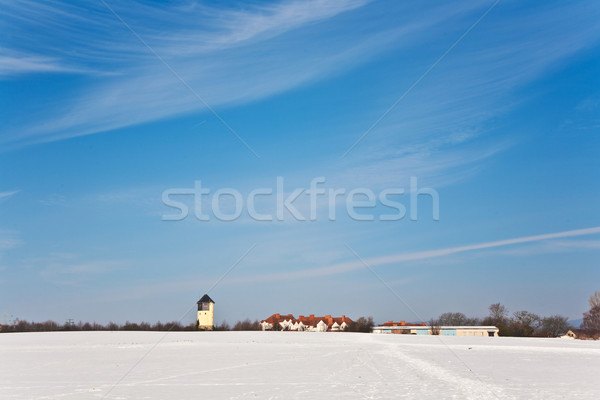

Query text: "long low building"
[372, 324, 499, 337]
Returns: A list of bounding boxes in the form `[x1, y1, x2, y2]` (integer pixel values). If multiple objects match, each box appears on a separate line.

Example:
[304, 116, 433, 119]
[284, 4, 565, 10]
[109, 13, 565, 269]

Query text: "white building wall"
[316, 321, 328, 332]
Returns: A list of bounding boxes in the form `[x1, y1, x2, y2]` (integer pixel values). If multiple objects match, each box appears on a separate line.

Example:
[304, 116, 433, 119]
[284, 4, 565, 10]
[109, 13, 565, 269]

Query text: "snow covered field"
[1, 331, 599, 399]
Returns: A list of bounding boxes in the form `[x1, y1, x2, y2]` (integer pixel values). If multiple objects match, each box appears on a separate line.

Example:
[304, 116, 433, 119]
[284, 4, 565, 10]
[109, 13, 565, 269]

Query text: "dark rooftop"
[197, 294, 215, 304]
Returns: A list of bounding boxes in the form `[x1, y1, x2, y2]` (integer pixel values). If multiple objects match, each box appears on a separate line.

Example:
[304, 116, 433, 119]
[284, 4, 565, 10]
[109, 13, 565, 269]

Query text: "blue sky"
[1, 0, 599, 325]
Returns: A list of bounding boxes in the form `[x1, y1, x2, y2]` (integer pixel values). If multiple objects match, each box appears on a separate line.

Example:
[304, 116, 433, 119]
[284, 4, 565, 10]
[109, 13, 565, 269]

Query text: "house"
[560, 329, 599, 340]
[372, 322, 499, 337]
[260, 314, 353, 332]
[196, 294, 215, 330]
[560, 329, 579, 339]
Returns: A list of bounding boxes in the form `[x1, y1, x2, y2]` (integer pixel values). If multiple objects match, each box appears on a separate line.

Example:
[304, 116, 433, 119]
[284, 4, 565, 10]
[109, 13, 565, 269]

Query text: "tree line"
[3, 291, 598, 337]
[0, 320, 199, 333]
[1, 316, 376, 333]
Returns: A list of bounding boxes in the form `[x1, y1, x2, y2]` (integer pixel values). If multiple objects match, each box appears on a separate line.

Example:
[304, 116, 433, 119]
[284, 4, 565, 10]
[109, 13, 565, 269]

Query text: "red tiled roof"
[381, 321, 426, 327]
[260, 314, 354, 328]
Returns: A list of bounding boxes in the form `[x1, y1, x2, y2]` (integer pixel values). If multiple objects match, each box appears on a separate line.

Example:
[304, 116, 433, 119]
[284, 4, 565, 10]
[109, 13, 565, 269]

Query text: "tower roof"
[197, 294, 214, 304]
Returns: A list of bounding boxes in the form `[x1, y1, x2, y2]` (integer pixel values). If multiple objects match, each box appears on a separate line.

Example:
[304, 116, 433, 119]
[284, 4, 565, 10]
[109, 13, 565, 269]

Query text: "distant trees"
[437, 312, 465, 326]
[589, 291, 600, 309]
[436, 312, 481, 326]
[122, 321, 140, 331]
[488, 303, 508, 324]
[214, 321, 231, 331]
[571, 292, 600, 339]
[428, 318, 441, 335]
[232, 319, 261, 331]
[347, 317, 374, 333]
[482, 303, 512, 336]
[582, 306, 600, 331]
[9, 320, 61, 332]
[0, 318, 264, 333]
[1, 319, 196, 333]
[540, 315, 571, 338]
[511, 311, 541, 337]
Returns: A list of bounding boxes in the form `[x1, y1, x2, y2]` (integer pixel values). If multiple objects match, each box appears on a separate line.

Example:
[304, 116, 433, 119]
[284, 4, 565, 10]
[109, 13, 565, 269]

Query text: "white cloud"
[31, 253, 128, 285]
[0, 51, 94, 76]
[477, 239, 600, 257]
[0, 1, 487, 148]
[39, 194, 68, 207]
[0, 237, 20, 252]
[95, 226, 600, 301]
[0, 190, 19, 200]
[153, 0, 371, 53]
[0, 230, 22, 267]
[336, 1, 600, 186]
[234, 226, 600, 282]
[2, 1, 599, 190]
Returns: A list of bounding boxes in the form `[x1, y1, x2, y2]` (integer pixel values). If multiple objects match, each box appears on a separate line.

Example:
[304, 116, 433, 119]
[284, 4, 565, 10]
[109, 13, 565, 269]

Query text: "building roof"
[381, 321, 427, 327]
[197, 294, 214, 304]
[564, 328, 589, 337]
[260, 314, 354, 329]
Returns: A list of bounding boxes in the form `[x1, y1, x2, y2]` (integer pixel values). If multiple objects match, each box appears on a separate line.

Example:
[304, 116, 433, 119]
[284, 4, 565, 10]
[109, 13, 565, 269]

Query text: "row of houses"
[260, 314, 353, 332]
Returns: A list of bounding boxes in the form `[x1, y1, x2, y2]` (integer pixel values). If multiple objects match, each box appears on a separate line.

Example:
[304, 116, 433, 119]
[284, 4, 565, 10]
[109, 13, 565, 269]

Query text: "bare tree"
[429, 318, 441, 335]
[347, 317, 374, 333]
[589, 292, 600, 309]
[437, 312, 466, 325]
[540, 315, 571, 337]
[107, 322, 119, 330]
[488, 303, 508, 324]
[481, 303, 512, 336]
[582, 305, 600, 332]
[512, 311, 540, 337]
[436, 312, 480, 326]
[232, 319, 261, 331]
[214, 321, 231, 331]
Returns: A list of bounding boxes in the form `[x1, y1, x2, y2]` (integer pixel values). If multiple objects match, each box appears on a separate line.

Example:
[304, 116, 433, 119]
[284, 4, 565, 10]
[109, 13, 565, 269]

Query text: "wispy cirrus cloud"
[0, 229, 22, 266]
[0, 0, 497, 149]
[96, 226, 600, 301]
[2, 1, 599, 190]
[335, 0, 600, 187]
[0, 237, 21, 252]
[21, 252, 128, 285]
[472, 239, 600, 258]
[0, 0, 374, 147]
[151, 0, 372, 53]
[0, 190, 20, 201]
[0, 51, 94, 76]
[235, 227, 600, 282]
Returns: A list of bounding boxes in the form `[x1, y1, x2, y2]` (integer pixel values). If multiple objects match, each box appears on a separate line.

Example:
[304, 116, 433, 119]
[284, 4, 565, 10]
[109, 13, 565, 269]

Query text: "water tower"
[197, 294, 215, 330]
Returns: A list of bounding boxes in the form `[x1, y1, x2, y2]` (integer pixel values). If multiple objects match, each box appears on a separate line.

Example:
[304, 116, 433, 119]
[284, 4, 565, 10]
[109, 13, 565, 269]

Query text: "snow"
[1, 331, 599, 399]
